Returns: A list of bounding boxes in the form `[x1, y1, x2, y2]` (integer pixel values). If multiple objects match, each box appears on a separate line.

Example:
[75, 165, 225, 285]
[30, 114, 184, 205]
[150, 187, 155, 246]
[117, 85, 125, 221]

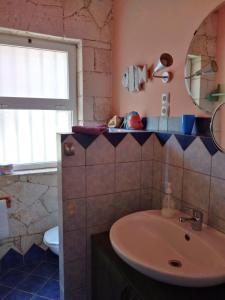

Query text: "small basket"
[0, 164, 14, 175]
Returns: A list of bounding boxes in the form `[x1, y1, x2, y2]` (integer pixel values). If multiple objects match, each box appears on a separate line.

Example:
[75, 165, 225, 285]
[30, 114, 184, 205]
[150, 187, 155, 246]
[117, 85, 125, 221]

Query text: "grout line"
[84, 147, 88, 296]
[207, 156, 213, 224]
[180, 141, 185, 210]
[1, 286, 16, 300]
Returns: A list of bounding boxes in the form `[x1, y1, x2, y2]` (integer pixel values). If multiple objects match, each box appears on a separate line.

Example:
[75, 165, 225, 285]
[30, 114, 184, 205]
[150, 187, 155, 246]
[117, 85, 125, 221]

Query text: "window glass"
[0, 45, 69, 99]
[0, 109, 72, 167]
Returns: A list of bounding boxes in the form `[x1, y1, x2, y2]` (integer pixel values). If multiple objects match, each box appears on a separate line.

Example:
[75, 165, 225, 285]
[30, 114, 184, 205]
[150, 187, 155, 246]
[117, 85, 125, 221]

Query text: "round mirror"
[211, 102, 225, 152]
[184, 2, 225, 114]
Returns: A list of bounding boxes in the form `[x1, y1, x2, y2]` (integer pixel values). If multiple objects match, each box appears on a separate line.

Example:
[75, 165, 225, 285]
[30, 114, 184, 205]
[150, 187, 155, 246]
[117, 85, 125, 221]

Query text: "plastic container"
[181, 114, 195, 134]
[161, 182, 176, 218]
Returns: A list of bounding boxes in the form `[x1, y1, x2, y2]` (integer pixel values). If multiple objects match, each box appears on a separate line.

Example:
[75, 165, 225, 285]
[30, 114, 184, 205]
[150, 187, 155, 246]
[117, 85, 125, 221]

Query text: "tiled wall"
[58, 132, 153, 300]
[152, 133, 225, 230]
[0, 0, 112, 124]
[59, 131, 225, 300]
[152, 133, 225, 233]
[0, 172, 58, 259]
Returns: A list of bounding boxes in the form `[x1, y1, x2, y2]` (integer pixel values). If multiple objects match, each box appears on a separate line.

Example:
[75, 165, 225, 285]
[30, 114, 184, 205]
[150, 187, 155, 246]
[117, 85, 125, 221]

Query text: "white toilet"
[43, 226, 59, 255]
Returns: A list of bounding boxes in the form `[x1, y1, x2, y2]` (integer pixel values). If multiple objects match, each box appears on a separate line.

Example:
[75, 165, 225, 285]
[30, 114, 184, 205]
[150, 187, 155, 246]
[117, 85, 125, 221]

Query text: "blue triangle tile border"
[24, 244, 46, 265]
[155, 132, 172, 146]
[61, 131, 219, 156]
[131, 132, 152, 145]
[200, 137, 218, 156]
[61, 134, 71, 143]
[61, 133, 98, 149]
[0, 249, 23, 272]
[175, 134, 196, 151]
[103, 132, 127, 147]
[0, 245, 58, 275]
[72, 133, 98, 149]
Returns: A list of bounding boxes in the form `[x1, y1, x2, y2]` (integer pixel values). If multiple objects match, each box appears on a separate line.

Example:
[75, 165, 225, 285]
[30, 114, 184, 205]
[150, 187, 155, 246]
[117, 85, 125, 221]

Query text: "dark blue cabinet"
[91, 232, 225, 300]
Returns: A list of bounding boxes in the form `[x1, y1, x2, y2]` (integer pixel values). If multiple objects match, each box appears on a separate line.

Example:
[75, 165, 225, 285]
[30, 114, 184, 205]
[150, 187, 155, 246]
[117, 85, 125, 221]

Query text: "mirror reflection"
[185, 2, 225, 114]
[211, 102, 225, 151]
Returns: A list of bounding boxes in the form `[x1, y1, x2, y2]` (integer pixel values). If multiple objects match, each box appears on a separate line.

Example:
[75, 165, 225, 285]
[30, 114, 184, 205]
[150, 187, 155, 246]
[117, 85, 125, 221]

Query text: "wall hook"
[64, 142, 75, 156]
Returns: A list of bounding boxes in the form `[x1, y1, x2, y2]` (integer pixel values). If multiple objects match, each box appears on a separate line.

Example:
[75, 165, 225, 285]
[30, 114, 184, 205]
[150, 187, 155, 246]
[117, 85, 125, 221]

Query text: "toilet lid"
[44, 226, 59, 245]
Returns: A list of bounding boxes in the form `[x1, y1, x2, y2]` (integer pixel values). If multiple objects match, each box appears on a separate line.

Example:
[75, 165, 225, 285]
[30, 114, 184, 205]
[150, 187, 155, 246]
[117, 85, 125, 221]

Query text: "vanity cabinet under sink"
[91, 232, 225, 300]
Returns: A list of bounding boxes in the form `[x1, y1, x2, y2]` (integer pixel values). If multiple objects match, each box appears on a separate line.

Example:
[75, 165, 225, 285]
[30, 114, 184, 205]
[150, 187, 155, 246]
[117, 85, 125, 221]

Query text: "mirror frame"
[184, 1, 225, 115]
[210, 102, 225, 152]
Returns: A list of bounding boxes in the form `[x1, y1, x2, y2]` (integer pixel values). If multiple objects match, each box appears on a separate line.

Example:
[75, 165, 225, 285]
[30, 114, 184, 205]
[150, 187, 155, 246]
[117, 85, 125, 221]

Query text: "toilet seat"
[43, 226, 59, 255]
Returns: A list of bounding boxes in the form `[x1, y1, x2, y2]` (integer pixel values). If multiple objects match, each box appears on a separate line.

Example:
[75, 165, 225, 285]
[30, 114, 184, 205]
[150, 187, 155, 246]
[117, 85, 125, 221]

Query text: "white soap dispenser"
[161, 182, 176, 218]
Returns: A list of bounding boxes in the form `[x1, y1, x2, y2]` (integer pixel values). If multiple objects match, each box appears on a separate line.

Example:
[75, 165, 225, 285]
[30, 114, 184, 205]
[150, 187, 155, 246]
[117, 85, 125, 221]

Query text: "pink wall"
[217, 4, 225, 83]
[112, 0, 225, 117]
[216, 5, 225, 146]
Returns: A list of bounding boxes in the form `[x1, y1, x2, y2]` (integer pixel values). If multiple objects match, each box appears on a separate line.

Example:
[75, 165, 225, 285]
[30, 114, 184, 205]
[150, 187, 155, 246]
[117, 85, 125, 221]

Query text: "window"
[0, 34, 77, 170]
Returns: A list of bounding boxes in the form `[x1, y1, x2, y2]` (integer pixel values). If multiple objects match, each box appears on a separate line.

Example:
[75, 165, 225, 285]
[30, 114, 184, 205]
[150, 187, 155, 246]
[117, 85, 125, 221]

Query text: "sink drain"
[168, 259, 182, 268]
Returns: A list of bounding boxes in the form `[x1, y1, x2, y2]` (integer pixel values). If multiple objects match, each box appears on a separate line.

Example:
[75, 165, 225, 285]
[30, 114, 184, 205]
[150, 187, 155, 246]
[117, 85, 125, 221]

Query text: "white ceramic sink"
[110, 210, 225, 287]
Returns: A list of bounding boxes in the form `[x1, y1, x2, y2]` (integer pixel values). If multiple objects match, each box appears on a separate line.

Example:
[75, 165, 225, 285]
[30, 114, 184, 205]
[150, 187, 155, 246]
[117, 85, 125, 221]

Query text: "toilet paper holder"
[0, 195, 11, 208]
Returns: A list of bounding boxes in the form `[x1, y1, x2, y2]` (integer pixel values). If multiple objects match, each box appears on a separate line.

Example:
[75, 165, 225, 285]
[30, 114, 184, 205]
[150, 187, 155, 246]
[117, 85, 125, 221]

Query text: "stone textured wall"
[0, 0, 112, 265]
[0, 0, 112, 124]
[59, 131, 225, 299]
[0, 172, 58, 258]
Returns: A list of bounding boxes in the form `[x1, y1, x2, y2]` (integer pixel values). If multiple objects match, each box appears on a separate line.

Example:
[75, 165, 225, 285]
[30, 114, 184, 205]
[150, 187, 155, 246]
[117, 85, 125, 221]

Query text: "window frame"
[0, 33, 77, 112]
[0, 32, 78, 171]
[13, 161, 57, 172]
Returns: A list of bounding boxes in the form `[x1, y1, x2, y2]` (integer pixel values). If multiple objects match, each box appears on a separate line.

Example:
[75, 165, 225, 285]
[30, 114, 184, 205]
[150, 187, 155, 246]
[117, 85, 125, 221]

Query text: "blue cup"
[181, 115, 195, 135]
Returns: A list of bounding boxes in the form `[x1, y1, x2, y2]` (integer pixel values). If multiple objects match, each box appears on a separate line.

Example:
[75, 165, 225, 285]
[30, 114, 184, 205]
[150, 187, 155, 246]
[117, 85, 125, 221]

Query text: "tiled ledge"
[154, 132, 218, 155]
[61, 129, 218, 156]
[0, 167, 57, 177]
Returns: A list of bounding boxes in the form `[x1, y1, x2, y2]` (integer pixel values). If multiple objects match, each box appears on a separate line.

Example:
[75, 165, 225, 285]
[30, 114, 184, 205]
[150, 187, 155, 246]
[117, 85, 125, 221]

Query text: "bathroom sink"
[109, 210, 225, 287]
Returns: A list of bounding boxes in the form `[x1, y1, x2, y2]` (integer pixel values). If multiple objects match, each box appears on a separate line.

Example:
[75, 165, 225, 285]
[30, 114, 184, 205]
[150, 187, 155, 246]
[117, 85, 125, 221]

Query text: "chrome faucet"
[179, 208, 203, 231]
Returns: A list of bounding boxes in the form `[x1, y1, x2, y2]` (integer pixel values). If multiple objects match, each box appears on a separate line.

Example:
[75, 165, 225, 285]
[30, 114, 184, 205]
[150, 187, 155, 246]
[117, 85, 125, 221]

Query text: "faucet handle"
[192, 209, 203, 221]
[182, 206, 203, 219]
[192, 209, 203, 231]
[180, 207, 203, 231]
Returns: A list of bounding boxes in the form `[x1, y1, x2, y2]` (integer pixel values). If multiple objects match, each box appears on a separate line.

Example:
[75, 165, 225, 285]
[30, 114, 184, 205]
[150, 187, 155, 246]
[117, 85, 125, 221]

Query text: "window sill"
[0, 167, 57, 177]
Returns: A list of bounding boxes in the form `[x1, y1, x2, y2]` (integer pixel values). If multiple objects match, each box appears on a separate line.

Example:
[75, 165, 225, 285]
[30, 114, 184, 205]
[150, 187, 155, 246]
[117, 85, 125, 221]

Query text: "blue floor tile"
[17, 275, 47, 293]
[24, 245, 46, 265]
[16, 263, 39, 274]
[37, 279, 59, 300]
[32, 263, 58, 279]
[0, 270, 28, 288]
[0, 284, 11, 299]
[51, 270, 59, 280]
[31, 296, 49, 300]
[1, 249, 23, 273]
[4, 289, 33, 300]
[45, 250, 59, 265]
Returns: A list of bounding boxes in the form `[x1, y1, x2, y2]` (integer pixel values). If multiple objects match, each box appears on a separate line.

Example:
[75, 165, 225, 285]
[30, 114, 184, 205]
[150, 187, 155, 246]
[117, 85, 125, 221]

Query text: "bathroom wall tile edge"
[61, 131, 219, 156]
[59, 129, 225, 299]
